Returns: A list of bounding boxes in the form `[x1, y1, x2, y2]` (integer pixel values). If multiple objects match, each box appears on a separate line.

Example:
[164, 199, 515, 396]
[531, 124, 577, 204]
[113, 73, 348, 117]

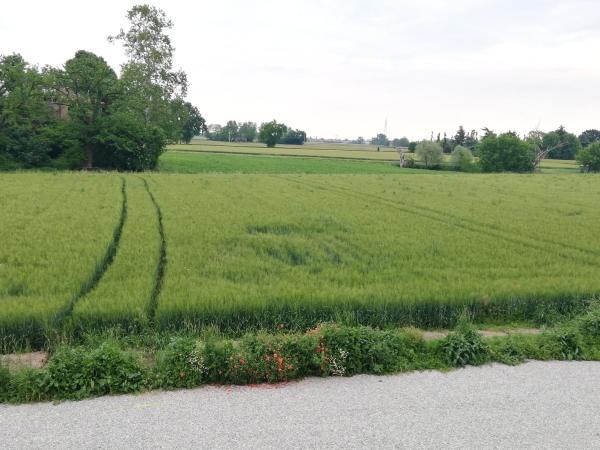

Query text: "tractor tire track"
[54, 178, 128, 327]
[141, 177, 167, 326]
[319, 177, 600, 261]
[277, 175, 600, 269]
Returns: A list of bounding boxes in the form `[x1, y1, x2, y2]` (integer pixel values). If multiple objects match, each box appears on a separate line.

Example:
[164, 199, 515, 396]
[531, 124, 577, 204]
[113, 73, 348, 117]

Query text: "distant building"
[49, 102, 69, 120]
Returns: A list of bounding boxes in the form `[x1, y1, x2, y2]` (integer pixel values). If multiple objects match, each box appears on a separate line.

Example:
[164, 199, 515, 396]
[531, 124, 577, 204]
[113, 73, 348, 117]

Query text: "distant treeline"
[207, 120, 307, 146]
[361, 125, 600, 160]
[405, 127, 600, 173]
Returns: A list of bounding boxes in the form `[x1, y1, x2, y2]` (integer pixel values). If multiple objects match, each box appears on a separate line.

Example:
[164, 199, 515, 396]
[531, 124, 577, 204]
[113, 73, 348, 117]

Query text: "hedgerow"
[2, 305, 600, 404]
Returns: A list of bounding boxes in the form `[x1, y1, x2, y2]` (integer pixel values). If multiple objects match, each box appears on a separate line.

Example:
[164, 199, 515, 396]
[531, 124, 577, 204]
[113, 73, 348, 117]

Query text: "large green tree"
[542, 126, 581, 160]
[258, 120, 288, 147]
[109, 4, 188, 138]
[579, 129, 600, 148]
[577, 142, 600, 172]
[50, 50, 119, 168]
[0, 54, 56, 168]
[415, 141, 443, 168]
[478, 133, 535, 172]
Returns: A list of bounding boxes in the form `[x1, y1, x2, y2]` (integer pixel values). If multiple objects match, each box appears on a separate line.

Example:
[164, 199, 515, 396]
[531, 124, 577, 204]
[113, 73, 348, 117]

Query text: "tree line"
[407, 126, 600, 173]
[0, 5, 206, 171]
[206, 120, 306, 147]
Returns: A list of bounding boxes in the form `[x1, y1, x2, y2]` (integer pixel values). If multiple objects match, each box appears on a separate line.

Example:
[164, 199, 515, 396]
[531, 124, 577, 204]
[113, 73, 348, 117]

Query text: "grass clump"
[440, 315, 490, 367]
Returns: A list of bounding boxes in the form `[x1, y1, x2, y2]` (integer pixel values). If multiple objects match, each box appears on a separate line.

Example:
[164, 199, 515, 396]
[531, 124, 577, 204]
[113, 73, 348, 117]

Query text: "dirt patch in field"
[0, 351, 50, 371]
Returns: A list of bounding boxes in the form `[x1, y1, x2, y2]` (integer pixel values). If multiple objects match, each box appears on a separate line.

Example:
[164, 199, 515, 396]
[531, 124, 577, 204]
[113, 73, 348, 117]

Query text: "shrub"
[153, 337, 207, 389]
[415, 141, 443, 168]
[320, 325, 427, 375]
[43, 342, 145, 399]
[7, 368, 46, 403]
[542, 327, 585, 360]
[576, 142, 600, 173]
[477, 133, 535, 172]
[450, 145, 474, 171]
[440, 320, 489, 366]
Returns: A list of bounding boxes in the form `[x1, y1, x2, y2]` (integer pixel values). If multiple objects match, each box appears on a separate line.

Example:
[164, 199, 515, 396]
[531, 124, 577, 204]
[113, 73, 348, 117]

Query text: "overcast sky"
[1, 0, 599, 139]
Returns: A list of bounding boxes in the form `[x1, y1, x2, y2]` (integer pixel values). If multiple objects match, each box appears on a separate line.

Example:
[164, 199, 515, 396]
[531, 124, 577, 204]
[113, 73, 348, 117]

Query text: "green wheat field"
[0, 144, 594, 350]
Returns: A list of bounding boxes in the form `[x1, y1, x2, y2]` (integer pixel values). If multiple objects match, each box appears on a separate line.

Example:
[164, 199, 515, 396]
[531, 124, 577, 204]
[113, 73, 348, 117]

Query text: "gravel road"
[1, 361, 599, 449]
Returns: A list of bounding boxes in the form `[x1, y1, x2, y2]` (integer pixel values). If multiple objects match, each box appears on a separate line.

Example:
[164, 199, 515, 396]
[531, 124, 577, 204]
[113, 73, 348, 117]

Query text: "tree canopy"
[258, 121, 288, 147]
[478, 133, 535, 172]
[0, 4, 205, 171]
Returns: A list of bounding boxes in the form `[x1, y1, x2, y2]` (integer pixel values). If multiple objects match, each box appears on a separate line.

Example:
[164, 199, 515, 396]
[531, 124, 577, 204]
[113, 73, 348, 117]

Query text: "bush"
[415, 141, 443, 168]
[477, 133, 535, 172]
[152, 337, 207, 389]
[542, 327, 585, 360]
[320, 326, 428, 375]
[43, 342, 145, 399]
[576, 142, 600, 173]
[440, 320, 489, 366]
[450, 145, 474, 171]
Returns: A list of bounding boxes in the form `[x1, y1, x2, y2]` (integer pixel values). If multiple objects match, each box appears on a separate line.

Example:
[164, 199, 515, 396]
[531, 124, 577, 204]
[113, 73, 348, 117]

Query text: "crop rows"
[2, 172, 599, 349]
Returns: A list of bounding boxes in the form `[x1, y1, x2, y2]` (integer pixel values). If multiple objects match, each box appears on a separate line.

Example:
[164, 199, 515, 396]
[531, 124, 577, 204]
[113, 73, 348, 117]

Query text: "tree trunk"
[85, 144, 94, 170]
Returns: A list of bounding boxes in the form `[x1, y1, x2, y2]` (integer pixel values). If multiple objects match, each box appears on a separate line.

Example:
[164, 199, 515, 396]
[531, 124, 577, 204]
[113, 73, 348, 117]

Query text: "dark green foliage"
[477, 133, 535, 172]
[0, 365, 9, 402]
[0, 54, 56, 168]
[440, 320, 490, 367]
[543, 327, 585, 361]
[543, 126, 581, 160]
[408, 141, 417, 152]
[280, 129, 307, 145]
[576, 142, 600, 173]
[152, 337, 205, 389]
[43, 342, 145, 400]
[579, 129, 600, 148]
[321, 326, 430, 375]
[177, 102, 206, 144]
[258, 120, 289, 148]
[95, 112, 166, 171]
[2, 6, 202, 171]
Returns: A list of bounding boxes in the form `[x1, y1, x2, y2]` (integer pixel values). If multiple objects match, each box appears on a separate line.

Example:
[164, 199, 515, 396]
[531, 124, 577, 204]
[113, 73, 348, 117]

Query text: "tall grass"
[70, 176, 160, 334]
[153, 173, 600, 332]
[0, 173, 122, 351]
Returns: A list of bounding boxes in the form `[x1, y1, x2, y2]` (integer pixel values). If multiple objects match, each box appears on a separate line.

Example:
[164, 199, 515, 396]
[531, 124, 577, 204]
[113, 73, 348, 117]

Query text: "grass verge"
[2, 304, 600, 404]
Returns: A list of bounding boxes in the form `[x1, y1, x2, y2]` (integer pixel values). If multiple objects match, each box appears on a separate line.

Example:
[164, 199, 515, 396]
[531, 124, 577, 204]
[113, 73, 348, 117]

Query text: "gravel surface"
[2, 361, 600, 449]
